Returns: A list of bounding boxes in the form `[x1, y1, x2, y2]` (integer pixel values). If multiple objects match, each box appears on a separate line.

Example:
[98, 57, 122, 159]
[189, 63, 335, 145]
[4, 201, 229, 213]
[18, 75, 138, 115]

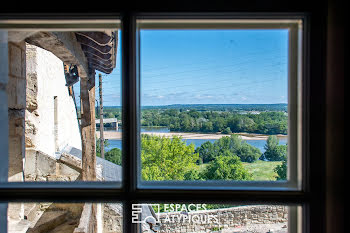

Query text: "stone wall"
[24, 149, 81, 182]
[7, 41, 26, 182]
[102, 204, 123, 233]
[158, 205, 288, 233]
[25, 44, 81, 157]
[6, 41, 27, 221]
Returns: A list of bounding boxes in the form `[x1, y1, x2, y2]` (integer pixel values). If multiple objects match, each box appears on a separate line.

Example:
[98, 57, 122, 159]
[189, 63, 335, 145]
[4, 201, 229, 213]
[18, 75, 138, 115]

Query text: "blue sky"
[74, 29, 288, 106]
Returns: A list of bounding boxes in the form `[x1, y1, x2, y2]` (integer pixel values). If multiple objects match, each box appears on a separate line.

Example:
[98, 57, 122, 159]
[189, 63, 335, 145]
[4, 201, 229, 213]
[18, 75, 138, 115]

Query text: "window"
[0, 12, 322, 233]
[138, 19, 302, 191]
[0, 20, 122, 184]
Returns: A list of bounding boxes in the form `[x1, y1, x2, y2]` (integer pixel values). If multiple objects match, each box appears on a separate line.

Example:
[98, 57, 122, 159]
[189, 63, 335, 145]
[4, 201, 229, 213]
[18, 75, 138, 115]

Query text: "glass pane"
[0, 23, 122, 183]
[3, 202, 123, 232]
[139, 22, 293, 183]
[136, 203, 300, 233]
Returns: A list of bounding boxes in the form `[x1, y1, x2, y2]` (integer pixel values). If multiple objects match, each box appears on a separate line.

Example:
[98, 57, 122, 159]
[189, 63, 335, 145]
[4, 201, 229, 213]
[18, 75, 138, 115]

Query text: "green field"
[242, 160, 282, 181]
[197, 160, 282, 181]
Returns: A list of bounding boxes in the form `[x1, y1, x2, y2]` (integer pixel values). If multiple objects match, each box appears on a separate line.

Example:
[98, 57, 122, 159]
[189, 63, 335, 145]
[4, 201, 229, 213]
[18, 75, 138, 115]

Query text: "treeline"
[142, 104, 287, 111]
[94, 105, 288, 135]
[195, 134, 287, 164]
[95, 108, 121, 119]
[141, 109, 288, 135]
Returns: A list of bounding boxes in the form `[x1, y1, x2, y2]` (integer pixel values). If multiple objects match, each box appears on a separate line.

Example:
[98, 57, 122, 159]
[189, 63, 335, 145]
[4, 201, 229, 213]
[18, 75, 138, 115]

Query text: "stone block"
[27, 210, 68, 233]
[8, 219, 32, 233]
[57, 163, 80, 180]
[35, 176, 47, 182]
[59, 152, 82, 171]
[24, 203, 40, 222]
[36, 151, 56, 176]
[8, 135, 24, 179]
[8, 109, 25, 180]
[24, 149, 37, 176]
[8, 109, 25, 136]
[8, 42, 26, 79]
[25, 136, 35, 148]
[50, 203, 84, 219]
[7, 75, 26, 109]
[8, 203, 24, 220]
[26, 73, 38, 112]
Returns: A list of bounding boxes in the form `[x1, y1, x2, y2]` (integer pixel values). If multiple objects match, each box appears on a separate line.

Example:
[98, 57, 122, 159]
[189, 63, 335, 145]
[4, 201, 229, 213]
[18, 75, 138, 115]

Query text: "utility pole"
[95, 99, 99, 117]
[99, 73, 105, 159]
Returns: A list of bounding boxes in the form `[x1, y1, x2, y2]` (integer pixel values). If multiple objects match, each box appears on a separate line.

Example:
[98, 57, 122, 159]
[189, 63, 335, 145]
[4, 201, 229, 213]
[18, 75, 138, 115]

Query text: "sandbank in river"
[96, 131, 287, 141]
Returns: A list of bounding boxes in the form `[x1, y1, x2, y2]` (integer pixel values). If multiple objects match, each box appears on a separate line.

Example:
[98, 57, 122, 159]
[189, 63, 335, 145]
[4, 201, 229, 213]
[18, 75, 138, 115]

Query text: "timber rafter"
[76, 31, 117, 74]
[24, 30, 117, 76]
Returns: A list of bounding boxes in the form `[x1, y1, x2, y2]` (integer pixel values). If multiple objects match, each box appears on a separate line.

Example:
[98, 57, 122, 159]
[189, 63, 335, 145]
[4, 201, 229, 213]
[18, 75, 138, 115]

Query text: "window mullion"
[121, 11, 139, 233]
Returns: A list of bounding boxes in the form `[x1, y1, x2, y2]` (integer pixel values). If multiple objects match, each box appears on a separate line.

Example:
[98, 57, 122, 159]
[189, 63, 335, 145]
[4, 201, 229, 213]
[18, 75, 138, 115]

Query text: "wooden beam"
[25, 32, 89, 78]
[75, 34, 112, 54]
[80, 72, 96, 181]
[76, 32, 112, 45]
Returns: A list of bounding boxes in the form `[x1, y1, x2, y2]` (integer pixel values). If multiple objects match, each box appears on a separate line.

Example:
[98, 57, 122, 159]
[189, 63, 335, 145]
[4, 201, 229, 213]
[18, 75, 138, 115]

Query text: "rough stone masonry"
[157, 205, 288, 233]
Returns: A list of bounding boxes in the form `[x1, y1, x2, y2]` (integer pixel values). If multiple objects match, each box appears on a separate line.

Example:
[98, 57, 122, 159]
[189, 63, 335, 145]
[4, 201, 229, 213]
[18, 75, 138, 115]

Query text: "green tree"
[222, 127, 232, 134]
[195, 141, 215, 163]
[263, 135, 287, 161]
[202, 154, 252, 180]
[274, 159, 287, 180]
[238, 142, 262, 163]
[141, 135, 199, 181]
[196, 135, 261, 163]
[105, 148, 122, 165]
[184, 169, 203, 180]
[202, 121, 213, 132]
[213, 135, 261, 163]
[96, 138, 110, 158]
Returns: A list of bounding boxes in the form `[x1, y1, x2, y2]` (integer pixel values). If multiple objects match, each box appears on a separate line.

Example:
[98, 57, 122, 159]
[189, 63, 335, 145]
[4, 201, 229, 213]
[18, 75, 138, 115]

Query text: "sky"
[74, 29, 288, 106]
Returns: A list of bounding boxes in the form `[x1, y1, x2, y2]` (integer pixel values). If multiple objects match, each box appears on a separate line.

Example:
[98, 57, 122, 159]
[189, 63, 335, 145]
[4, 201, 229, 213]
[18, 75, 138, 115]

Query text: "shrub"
[202, 155, 252, 180]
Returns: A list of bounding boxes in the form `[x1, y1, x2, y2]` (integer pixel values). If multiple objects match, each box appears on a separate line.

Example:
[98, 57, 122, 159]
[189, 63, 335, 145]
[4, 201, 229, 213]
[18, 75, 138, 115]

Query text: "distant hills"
[104, 104, 288, 112]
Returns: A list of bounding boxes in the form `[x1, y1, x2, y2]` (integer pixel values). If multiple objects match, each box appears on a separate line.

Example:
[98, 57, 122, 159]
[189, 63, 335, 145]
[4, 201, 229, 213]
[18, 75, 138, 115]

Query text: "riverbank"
[96, 131, 287, 141]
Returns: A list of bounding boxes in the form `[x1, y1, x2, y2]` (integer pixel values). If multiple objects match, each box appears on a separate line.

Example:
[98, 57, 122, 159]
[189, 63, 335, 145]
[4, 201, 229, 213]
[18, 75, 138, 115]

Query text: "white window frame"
[136, 17, 304, 191]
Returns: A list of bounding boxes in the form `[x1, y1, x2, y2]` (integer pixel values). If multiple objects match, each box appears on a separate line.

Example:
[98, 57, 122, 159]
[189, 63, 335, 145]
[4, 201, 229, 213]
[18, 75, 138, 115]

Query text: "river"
[104, 127, 287, 153]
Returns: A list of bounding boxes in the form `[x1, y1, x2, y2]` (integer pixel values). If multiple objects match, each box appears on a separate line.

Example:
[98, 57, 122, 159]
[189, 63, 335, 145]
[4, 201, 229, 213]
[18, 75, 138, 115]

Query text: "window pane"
[0, 23, 122, 183]
[139, 21, 300, 185]
[4, 202, 123, 232]
[136, 203, 300, 233]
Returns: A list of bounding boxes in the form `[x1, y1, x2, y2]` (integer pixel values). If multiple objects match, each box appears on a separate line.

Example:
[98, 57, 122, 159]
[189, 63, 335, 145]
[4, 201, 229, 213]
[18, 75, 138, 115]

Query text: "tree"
[222, 127, 232, 134]
[195, 135, 261, 163]
[141, 135, 199, 181]
[263, 135, 287, 161]
[238, 142, 262, 163]
[213, 135, 261, 163]
[184, 169, 203, 180]
[105, 148, 122, 165]
[195, 141, 215, 163]
[202, 121, 213, 132]
[202, 154, 252, 180]
[274, 159, 287, 180]
[96, 138, 110, 158]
